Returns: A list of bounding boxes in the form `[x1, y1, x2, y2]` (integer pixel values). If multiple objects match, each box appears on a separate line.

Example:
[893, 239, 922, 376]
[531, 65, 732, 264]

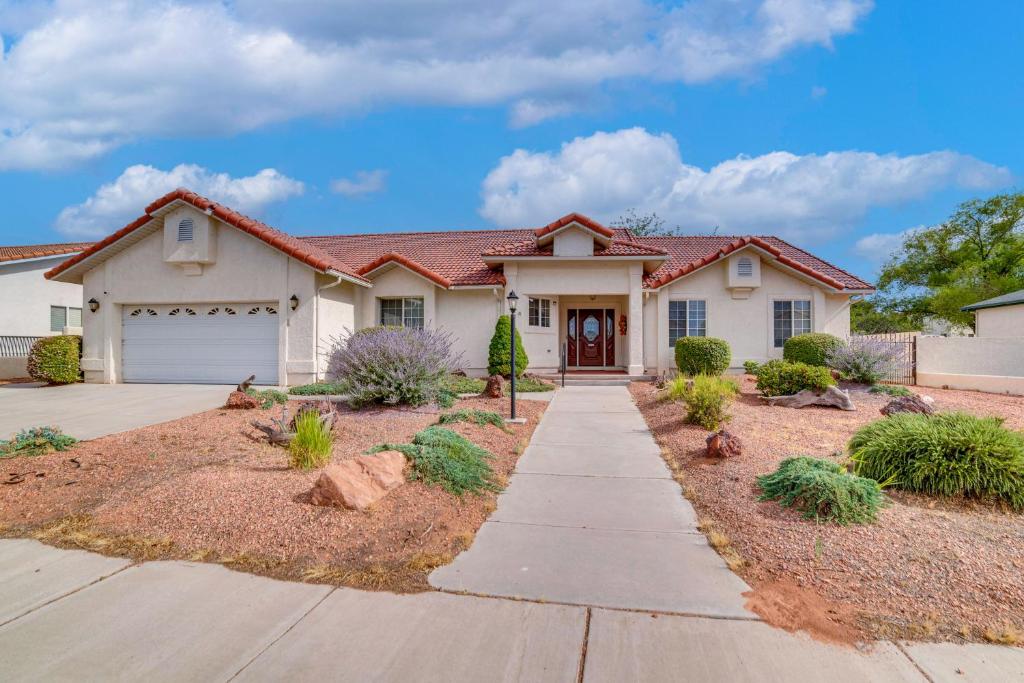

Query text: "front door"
[576, 308, 605, 366]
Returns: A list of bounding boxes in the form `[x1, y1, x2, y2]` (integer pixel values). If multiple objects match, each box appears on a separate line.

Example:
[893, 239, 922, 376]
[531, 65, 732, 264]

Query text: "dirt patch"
[0, 395, 546, 592]
[743, 580, 862, 647]
[631, 378, 1024, 645]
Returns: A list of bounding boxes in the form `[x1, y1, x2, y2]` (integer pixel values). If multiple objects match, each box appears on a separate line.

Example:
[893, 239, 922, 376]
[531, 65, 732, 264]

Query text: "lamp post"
[507, 290, 519, 422]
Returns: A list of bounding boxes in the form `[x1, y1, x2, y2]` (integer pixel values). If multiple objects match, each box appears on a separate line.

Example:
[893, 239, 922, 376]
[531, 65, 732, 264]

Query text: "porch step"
[531, 373, 657, 387]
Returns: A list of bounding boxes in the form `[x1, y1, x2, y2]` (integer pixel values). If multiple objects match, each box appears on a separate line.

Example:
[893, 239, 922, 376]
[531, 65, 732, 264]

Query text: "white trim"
[0, 252, 83, 267]
[326, 268, 372, 288]
[535, 222, 614, 247]
[358, 261, 445, 288]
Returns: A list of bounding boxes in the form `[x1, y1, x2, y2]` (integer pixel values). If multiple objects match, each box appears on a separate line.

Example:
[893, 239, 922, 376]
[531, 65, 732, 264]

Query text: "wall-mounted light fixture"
[289, 295, 299, 311]
[88, 298, 100, 313]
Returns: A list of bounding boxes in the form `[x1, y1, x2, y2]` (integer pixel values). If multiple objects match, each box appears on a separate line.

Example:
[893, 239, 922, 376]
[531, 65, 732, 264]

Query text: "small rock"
[308, 451, 406, 511]
[482, 374, 505, 398]
[921, 395, 935, 404]
[881, 395, 935, 417]
[225, 390, 259, 409]
[706, 430, 742, 458]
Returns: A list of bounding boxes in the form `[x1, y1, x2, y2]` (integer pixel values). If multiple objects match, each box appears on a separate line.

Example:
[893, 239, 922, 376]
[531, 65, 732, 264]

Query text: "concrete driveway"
[0, 383, 232, 441]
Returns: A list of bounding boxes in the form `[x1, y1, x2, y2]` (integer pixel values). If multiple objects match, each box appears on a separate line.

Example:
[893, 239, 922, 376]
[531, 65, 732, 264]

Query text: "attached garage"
[122, 304, 279, 384]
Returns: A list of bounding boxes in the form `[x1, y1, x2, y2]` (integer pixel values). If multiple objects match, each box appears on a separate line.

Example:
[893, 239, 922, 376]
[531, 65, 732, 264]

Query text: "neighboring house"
[45, 189, 873, 385]
[960, 290, 1024, 337]
[1, 242, 92, 378]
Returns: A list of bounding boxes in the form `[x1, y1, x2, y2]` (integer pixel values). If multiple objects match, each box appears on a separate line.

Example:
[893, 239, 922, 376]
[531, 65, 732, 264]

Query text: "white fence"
[916, 336, 1024, 396]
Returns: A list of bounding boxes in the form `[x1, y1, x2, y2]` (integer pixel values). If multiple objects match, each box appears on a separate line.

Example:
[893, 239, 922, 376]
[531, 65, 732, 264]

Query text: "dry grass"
[32, 515, 173, 561]
[453, 531, 475, 551]
[983, 623, 1023, 645]
[218, 553, 287, 574]
[698, 519, 746, 572]
[405, 551, 453, 573]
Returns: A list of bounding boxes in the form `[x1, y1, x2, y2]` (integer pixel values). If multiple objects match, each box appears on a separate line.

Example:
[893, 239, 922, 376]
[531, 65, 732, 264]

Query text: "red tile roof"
[482, 238, 668, 257]
[535, 212, 616, 239]
[1, 242, 93, 264]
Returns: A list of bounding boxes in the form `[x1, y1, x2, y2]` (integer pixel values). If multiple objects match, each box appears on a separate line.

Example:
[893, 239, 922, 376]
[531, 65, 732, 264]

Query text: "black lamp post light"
[505, 290, 526, 425]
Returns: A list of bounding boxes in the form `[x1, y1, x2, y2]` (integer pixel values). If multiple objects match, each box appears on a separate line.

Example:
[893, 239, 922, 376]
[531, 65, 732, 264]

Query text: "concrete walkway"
[430, 386, 752, 617]
[0, 383, 231, 440]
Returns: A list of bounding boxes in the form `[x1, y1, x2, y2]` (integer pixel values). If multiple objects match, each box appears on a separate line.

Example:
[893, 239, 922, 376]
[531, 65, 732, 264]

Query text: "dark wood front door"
[576, 309, 605, 366]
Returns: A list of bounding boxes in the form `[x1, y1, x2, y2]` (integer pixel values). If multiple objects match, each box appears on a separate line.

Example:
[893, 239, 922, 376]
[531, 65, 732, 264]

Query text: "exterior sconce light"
[88, 298, 100, 313]
[289, 295, 299, 311]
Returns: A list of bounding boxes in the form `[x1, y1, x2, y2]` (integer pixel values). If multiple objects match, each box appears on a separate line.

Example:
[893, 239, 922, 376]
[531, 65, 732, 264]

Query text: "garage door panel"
[122, 304, 279, 385]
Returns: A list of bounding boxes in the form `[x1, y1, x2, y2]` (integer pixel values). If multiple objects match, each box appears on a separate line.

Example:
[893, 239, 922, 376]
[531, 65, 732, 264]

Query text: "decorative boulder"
[309, 451, 406, 511]
[225, 390, 259, 409]
[881, 395, 935, 417]
[483, 374, 505, 398]
[706, 430, 742, 458]
[290, 399, 339, 431]
[763, 386, 855, 411]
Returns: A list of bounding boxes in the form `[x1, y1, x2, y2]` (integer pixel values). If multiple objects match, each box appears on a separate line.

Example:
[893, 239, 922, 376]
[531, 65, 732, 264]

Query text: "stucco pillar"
[628, 263, 644, 375]
[812, 288, 827, 332]
[656, 291, 670, 373]
[502, 263, 519, 314]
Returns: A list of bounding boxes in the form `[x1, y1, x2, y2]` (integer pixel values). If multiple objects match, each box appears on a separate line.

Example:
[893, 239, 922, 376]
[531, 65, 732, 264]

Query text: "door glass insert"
[582, 315, 600, 342]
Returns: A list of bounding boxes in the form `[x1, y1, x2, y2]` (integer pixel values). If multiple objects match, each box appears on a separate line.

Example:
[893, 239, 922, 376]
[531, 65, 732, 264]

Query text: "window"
[379, 297, 424, 329]
[737, 257, 753, 277]
[528, 297, 551, 328]
[773, 300, 811, 347]
[668, 300, 706, 346]
[177, 218, 194, 242]
[49, 306, 82, 332]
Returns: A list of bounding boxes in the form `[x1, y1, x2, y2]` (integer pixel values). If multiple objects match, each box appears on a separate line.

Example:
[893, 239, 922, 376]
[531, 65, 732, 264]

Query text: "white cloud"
[853, 227, 921, 263]
[330, 169, 388, 197]
[811, 85, 828, 99]
[0, 0, 873, 169]
[55, 164, 304, 238]
[479, 127, 1012, 241]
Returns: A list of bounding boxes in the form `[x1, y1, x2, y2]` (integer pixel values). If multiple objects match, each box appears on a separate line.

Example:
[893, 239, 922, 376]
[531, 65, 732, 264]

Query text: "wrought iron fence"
[0, 336, 41, 358]
[851, 332, 917, 385]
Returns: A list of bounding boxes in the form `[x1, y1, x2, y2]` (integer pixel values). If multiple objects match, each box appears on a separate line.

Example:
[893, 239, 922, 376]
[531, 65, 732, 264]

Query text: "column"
[628, 263, 644, 375]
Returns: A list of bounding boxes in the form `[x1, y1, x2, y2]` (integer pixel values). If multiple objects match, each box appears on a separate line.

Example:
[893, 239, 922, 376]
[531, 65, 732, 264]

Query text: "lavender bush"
[326, 326, 463, 408]
[827, 337, 903, 385]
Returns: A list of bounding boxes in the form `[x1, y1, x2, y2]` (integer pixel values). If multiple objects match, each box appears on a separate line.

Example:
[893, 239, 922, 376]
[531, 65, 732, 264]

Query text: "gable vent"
[177, 218, 194, 242]
[737, 257, 753, 277]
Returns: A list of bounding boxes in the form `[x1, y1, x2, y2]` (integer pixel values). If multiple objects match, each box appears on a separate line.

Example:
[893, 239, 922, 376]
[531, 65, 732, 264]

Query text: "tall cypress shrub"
[488, 315, 528, 378]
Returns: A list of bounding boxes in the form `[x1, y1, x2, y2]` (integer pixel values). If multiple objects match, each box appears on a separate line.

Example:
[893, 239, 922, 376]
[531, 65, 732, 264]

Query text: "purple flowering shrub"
[826, 337, 904, 385]
[326, 326, 463, 408]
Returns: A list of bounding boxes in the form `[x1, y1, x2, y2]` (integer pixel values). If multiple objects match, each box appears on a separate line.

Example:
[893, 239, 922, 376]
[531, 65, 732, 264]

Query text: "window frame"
[668, 299, 707, 347]
[527, 297, 552, 329]
[378, 297, 425, 329]
[772, 299, 812, 348]
[49, 305, 82, 332]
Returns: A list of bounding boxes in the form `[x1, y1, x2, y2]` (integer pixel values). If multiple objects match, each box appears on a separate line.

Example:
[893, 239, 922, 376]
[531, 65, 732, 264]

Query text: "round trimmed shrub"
[849, 412, 1024, 509]
[757, 456, 885, 525]
[783, 333, 844, 367]
[27, 335, 81, 384]
[488, 315, 528, 378]
[674, 337, 730, 376]
[755, 359, 835, 396]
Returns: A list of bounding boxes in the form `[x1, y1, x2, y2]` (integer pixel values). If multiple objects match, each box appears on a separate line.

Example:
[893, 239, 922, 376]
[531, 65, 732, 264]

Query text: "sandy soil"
[631, 379, 1024, 645]
[0, 395, 546, 591]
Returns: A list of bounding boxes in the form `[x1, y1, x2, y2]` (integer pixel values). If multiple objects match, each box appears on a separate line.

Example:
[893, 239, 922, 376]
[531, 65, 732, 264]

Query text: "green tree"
[611, 209, 680, 236]
[487, 315, 528, 378]
[849, 298, 920, 334]
[877, 192, 1024, 329]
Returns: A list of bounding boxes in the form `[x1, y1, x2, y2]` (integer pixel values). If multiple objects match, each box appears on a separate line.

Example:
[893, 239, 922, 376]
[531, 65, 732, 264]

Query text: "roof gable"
[1, 242, 93, 264]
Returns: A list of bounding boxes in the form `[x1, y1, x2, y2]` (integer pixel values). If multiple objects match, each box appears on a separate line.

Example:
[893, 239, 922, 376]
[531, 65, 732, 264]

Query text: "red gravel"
[631, 379, 1024, 644]
[1, 396, 546, 590]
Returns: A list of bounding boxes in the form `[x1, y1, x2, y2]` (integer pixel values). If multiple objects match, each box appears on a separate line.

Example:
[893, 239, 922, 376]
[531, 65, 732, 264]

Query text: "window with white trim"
[379, 297, 424, 329]
[528, 297, 551, 328]
[773, 300, 811, 347]
[668, 300, 706, 346]
[49, 305, 82, 332]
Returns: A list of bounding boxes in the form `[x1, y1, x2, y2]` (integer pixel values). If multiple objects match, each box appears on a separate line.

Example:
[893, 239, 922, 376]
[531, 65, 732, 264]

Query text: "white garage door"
[122, 304, 279, 384]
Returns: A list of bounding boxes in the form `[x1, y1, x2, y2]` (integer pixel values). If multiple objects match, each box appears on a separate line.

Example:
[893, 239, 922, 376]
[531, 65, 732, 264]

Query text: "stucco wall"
[0, 357, 28, 380]
[435, 288, 502, 373]
[0, 256, 83, 337]
[975, 305, 1023, 338]
[358, 266, 437, 329]
[917, 335, 1024, 396]
[315, 276, 357, 378]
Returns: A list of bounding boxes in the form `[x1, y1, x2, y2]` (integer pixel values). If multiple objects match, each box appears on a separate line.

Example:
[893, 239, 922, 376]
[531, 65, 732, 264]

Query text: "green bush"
[657, 375, 690, 402]
[755, 359, 835, 397]
[438, 409, 508, 431]
[743, 360, 760, 375]
[868, 384, 912, 397]
[681, 375, 738, 430]
[516, 376, 554, 392]
[246, 388, 288, 409]
[0, 426, 77, 459]
[288, 410, 334, 469]
[27, 335, 81, 384]
[674, 337, 730, 376]
[372, 426, 498, 495]
[444, 375, 486, 394]
[488, 315, 528, 378]
[289, 382, 346, 396]
[783, 333, 844, 367]
[757, 456, 885, 524]
[849, 412, 1024, 509]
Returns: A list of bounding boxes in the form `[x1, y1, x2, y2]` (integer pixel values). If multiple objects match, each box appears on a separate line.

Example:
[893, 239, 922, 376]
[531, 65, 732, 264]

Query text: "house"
[45, 189, 873, 385]
[960, 290, 1024, 337]
[1, 242, 92, 378]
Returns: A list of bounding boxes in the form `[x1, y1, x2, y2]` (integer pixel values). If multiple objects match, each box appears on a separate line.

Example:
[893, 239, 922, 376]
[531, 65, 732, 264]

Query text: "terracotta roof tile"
[0, 242, 93, 264]
[534, 212, 616, 239]
[482, 238, 668, 257]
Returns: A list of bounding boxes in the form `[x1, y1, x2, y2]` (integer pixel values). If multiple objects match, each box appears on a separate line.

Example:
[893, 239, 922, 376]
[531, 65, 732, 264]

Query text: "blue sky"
[0, 0, 1020, 279]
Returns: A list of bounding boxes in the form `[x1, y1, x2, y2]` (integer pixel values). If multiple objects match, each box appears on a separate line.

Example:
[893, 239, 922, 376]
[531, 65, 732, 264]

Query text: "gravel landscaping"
[631, 378, 1024, 645]
[0, 395, 547, 591]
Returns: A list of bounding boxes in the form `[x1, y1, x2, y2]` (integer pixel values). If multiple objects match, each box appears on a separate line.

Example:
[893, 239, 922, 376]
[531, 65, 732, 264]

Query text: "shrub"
[657, 375, 690, 402]
[327, 326, 462, 408]
[289, 382, 346, 396]
[755, 359, 835, 397]
[438, 409, 508, 431]
[488, 315, 528, 378]
[445, 375, 486, 394]
[681, 375, 738, 430]
[245, 388, 288, 409]
[743, 360, 760, 375]
[674, 337, 730, 376]
[827, 337, 903, 384]
[372, 426, 498, 495]
[0, 426, 77, 459]
[869, 384, 912, 397]
[849, 412, 1024, 509]
[288, 410, 333, 469]
[783, 333, 844, 367]
[757, 456, 885, 525]
[27, 335, 81, 384]
[516, 376, 554, 392]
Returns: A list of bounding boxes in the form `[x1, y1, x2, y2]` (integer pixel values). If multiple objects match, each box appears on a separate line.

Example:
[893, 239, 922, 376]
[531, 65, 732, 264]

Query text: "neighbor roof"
[961, 289, 1024, 312]
[1, 242, 93, 264]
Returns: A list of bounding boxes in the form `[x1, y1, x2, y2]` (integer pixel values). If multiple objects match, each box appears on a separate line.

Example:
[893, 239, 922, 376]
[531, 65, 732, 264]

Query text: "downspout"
[314, 273, 346, 381]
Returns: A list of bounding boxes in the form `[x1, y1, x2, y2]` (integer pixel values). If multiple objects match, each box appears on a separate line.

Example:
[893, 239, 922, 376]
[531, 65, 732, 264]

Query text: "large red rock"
[225, 390, 259, 409]
[706, 430, 742, 458]
[483, 374, 505, 398]
[880, 394, 935, 417]
[309, 451, 406, 511]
